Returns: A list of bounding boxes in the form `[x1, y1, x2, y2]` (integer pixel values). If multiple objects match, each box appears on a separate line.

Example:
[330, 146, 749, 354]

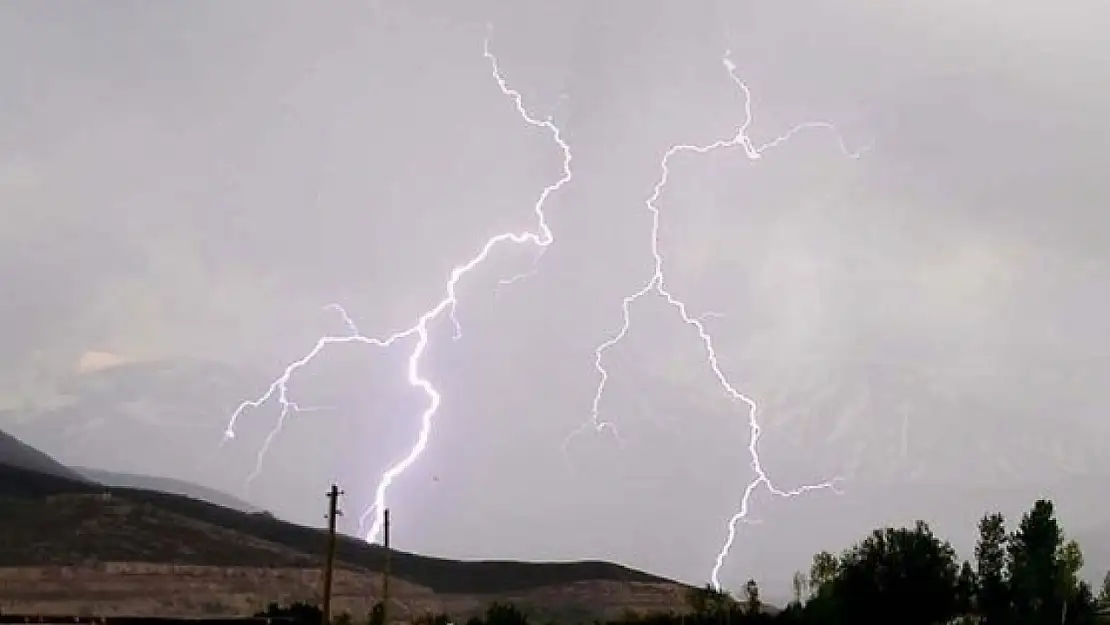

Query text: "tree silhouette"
[975, 512, 1010, 625]
[825, 521, 961, 625]
[1008, 499, 1067, 624]
[255, 601, 324, 624]
[247, 497, 1104, 625]
[790, 571, 808, 605]
[1059, 538, 1086, 615]
[484, 601, 530, 625]
[807, 551, 838, 593]
[956, 560, 978, 614]
[741, 579, 761, 616]
[1098, 570, 1110, 606]
[685, 583, 737, 622]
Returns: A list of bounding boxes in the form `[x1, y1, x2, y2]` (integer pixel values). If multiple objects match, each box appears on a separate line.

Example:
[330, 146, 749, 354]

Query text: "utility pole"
[381, 508, 391, 625]
[322, 484, 343, 625]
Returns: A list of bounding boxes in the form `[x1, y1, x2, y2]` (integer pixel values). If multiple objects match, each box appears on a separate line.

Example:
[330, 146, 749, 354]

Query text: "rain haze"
[2, 0, 1110, 597]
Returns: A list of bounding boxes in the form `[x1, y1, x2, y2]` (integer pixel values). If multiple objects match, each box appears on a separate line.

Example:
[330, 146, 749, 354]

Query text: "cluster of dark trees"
[263, 498, 1110, 625]
[676, 499, 1108, 625]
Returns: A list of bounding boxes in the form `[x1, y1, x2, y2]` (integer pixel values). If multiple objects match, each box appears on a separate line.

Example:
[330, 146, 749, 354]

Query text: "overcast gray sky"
[3, 0, 1110, 595]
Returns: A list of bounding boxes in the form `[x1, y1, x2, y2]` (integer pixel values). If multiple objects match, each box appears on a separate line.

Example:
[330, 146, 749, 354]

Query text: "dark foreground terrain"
[0, 431, 686, 621]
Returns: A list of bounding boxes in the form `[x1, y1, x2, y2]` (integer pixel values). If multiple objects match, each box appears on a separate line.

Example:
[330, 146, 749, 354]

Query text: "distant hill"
[74, 466, 260, 514]
[0, 357, 264, 494]
[0, 428, 669, 593]
[0, 435, 685, 620]
[0, 428, 88, 482]
[2, 476, 672, 595]
[0, 492, 315, 568]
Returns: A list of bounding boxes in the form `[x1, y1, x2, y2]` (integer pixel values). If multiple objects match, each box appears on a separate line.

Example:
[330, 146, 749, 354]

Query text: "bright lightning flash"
[222, 30, 572, 544]
[570, 50, 865, 589]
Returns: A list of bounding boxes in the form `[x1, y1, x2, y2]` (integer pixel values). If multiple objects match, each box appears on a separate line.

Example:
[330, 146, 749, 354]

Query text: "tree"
[1068, 581, 1099, 625]
[742, 579, 761, 615]
[826, 521, 961, 625]
[975, 512, 1010, 625]
[801, 551, 842, 624]
[1060, 539, 1085, 602]
[808, 551, 838, 592]
[956, 560, 979, 614]
[484, 602, 529, 625]
[1065, 580, 1099, 625]
[1008, 499, 1066, 625]
[1057, 538, 1097, 625]
[1098, 570, 1110, 606]
[790, 570, 809, 605]
[685, 583, 735, 621]
[256, 601, 324, 625]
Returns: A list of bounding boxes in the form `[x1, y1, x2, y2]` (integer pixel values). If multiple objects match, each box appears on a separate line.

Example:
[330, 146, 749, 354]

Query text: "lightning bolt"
[222, 28, 572, 545]
[572, 49, 866, 589]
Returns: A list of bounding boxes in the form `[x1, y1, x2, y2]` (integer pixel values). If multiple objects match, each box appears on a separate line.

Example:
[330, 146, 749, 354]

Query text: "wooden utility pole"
[322, 484, 343, 625]
[382, 508, 391, 625]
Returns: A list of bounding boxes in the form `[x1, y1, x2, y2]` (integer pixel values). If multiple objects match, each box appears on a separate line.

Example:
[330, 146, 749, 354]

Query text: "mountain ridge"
[0, 427, 88, 482]
[74, 466, 260, 514]
[0, 426, 687, 619]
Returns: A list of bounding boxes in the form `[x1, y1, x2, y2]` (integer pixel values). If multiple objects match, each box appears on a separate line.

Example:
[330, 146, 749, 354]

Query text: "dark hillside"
[0, 493, 316, 567]
[0, 429, 87, 481]
[0, 454, 671, 595]
[92, 487, 670, 594]
[0, 463, 98, 498]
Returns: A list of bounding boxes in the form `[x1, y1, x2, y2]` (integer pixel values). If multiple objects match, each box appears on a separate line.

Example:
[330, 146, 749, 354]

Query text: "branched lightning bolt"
[572, 50, 865, 589]
[222, 29, 572, 544]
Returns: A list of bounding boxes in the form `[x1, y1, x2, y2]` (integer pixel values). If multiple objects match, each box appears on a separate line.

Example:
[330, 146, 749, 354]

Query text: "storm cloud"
[2, 0, 1109, 596]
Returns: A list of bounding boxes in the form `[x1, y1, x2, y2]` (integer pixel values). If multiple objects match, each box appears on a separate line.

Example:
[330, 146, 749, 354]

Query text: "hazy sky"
[3, 0, 1110, 595]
